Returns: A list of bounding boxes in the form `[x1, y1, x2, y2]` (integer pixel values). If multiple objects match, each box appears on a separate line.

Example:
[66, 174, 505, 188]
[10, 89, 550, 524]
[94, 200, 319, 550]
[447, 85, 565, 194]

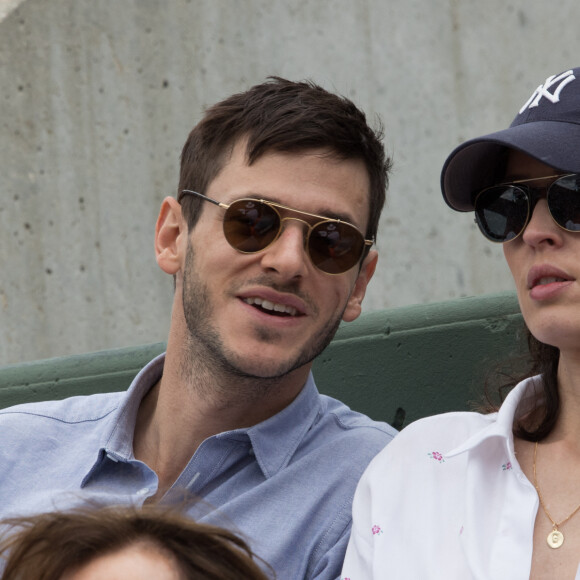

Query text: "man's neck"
[132, 347, 310, 500]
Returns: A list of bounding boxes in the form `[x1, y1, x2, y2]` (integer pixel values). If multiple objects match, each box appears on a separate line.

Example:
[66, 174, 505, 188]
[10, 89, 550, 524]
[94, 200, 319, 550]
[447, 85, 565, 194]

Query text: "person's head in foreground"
[0, 505, 271, 580]
[342, 66, 580, 580]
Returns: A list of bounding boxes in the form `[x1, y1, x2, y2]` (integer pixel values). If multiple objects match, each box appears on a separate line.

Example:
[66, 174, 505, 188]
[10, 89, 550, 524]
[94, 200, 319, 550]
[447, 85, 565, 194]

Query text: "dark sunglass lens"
[475, 186, 529, 242]
[548, 175, 580, 232]
[223, 200, 280, 252]
[308, 222, 363, 274]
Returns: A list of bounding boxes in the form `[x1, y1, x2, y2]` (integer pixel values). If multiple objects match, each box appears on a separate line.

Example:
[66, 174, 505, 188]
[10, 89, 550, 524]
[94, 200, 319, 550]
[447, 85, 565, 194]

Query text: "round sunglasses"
[179, 190, 373, 274]
[474, 173, 580, 242]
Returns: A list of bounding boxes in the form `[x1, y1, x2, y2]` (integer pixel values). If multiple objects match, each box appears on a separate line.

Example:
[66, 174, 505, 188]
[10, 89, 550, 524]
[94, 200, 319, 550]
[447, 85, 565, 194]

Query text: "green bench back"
[0, 292, 527, 429]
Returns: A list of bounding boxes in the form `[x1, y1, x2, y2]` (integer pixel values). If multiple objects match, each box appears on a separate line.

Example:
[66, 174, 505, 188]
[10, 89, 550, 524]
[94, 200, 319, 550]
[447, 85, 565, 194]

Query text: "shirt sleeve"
[309, 520, 353, 580]
[340, 467, 375, 579]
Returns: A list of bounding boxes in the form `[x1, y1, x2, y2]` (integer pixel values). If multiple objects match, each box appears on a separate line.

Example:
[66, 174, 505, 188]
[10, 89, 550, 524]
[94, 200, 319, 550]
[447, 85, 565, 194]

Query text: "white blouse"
[342, 376, 580, 579]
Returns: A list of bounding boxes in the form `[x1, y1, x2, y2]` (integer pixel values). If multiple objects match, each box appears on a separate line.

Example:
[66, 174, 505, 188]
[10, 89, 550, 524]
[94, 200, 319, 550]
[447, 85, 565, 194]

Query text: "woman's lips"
[529, 279, 574, 301]
[527, 265, 575, 301]
[527, 265, 573, 290]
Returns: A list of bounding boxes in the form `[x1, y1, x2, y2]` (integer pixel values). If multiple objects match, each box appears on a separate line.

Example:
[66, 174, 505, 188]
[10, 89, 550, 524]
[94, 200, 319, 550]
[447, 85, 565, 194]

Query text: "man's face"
[180, 141, 376, 380]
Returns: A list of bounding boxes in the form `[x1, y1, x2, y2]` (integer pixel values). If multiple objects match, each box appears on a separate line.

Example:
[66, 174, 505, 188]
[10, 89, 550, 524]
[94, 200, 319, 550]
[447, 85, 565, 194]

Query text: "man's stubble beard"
[180, 242, 345, 396]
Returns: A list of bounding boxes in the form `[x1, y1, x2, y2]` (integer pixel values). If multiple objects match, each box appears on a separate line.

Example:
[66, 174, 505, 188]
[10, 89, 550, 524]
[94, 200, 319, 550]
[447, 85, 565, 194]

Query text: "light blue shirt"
[0, 354, 395, 579]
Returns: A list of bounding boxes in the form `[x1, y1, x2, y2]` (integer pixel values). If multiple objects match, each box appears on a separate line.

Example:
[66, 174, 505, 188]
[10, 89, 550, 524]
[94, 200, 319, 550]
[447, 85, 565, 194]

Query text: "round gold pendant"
[547, 529, 564, 549]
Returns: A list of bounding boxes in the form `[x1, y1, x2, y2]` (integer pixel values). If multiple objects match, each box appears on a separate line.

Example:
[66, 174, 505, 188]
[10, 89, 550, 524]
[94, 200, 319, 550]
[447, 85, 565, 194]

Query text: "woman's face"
[502, 150, 580, 352]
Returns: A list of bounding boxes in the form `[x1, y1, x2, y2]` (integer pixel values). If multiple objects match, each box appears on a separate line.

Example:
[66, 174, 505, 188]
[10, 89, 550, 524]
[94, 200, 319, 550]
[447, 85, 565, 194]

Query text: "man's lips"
[527, 265, 575, 290]
[238, 288, 308, 317]
[242, 296, 299, 317]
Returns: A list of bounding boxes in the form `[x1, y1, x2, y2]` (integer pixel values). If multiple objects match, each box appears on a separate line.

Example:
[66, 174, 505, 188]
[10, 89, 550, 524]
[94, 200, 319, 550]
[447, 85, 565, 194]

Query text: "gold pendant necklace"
[533, 441, 580, 549]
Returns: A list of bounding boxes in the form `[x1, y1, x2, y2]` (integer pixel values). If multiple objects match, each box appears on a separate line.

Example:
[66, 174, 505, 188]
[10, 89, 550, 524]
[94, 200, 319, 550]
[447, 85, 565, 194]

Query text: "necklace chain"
[533, 441, 580, 549]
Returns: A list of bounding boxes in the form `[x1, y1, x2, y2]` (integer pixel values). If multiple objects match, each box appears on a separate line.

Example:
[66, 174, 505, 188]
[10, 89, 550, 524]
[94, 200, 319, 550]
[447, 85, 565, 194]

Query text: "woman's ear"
[155, 197, 187, 275]
[342, 250, 378, 323]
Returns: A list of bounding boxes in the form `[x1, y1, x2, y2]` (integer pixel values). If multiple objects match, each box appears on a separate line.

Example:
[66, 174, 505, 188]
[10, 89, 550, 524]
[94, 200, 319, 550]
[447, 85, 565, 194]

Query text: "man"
[0, 78, 396, 578]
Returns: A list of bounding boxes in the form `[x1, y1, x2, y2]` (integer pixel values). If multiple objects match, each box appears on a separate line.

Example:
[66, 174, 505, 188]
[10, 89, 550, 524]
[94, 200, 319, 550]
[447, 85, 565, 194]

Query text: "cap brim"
[441, 121, 580, 211]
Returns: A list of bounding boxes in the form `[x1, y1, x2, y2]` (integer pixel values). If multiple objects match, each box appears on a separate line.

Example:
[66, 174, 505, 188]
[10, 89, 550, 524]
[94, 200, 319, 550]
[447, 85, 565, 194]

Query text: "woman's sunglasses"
[474, 173, 580, 242]
[179, 190, 373, 274]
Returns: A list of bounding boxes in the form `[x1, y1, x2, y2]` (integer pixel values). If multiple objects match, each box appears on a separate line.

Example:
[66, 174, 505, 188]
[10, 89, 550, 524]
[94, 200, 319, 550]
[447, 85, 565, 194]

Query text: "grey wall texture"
[1, 0, 580, 364]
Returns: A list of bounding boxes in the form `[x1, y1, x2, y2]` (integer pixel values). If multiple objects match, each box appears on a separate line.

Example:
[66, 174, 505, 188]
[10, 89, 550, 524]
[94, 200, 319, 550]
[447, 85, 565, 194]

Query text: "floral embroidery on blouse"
[502, 461, 512, 470]
[371, 525, 383, 536]
[428, 451, 445, 463]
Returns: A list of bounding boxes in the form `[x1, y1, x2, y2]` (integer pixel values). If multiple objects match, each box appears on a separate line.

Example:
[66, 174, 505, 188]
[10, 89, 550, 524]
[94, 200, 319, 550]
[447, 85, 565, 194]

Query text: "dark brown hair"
[177, 76, 391, 244]
[0, 505, 272, 580]
[483, 327, 560, 441]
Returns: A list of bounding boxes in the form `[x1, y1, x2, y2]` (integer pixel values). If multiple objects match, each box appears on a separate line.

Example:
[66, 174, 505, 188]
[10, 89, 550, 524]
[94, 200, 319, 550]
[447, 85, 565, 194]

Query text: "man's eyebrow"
[313, 208, 354, 222]
[249, 194, 358, 224]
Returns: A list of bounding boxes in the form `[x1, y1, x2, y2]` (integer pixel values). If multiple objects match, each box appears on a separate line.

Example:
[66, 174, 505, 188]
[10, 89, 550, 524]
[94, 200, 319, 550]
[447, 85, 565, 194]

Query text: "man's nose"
[258, 219, 310, 278]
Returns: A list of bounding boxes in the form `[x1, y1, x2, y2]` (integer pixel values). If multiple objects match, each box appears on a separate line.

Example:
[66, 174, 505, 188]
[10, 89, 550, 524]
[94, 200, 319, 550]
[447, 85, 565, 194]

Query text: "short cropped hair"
[0, 505, 271, 580]
[178, 77, 391, 242]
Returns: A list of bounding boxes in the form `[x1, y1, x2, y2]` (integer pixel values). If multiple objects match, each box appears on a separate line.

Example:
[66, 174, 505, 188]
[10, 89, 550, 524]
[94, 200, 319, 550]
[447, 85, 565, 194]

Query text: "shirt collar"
[445, 375, 541, 458]
[87, 354, 321, 479]
[217, 373, 322, 479]
[101, 353, 165, 459]
[80, 353, 164, 485]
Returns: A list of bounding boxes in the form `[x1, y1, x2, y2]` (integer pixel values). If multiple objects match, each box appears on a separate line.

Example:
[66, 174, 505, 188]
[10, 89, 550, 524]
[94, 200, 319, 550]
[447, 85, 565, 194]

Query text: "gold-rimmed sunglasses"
[179, 190, 373, 274]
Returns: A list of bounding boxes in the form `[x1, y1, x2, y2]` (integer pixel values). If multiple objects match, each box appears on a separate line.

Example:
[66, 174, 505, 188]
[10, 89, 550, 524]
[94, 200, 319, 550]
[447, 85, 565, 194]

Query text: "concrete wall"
[1, 0, 580, 364]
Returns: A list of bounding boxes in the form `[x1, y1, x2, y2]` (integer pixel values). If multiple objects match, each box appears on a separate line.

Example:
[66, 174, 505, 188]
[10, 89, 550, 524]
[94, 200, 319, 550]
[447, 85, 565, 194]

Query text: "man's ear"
[342, 250, 378, 323]
[155, 197, 188, 275]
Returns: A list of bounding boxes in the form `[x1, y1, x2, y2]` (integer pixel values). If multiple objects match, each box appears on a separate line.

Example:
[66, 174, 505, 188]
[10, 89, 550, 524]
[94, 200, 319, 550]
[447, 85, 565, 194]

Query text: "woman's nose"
[520, 198, 563, 247]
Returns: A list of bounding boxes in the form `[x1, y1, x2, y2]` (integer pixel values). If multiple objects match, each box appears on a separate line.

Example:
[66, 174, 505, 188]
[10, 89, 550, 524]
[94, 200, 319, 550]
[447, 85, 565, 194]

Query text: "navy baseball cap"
[441, 67, 580, 211]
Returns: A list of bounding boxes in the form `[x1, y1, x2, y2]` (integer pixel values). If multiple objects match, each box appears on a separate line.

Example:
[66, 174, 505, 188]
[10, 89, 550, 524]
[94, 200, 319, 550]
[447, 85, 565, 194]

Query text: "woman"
[342, 66, 580, 579]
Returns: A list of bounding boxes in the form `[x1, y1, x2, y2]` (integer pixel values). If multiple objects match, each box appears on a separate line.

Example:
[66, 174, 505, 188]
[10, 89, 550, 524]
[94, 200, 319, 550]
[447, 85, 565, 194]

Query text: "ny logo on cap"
[519, 70, 576, 114]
